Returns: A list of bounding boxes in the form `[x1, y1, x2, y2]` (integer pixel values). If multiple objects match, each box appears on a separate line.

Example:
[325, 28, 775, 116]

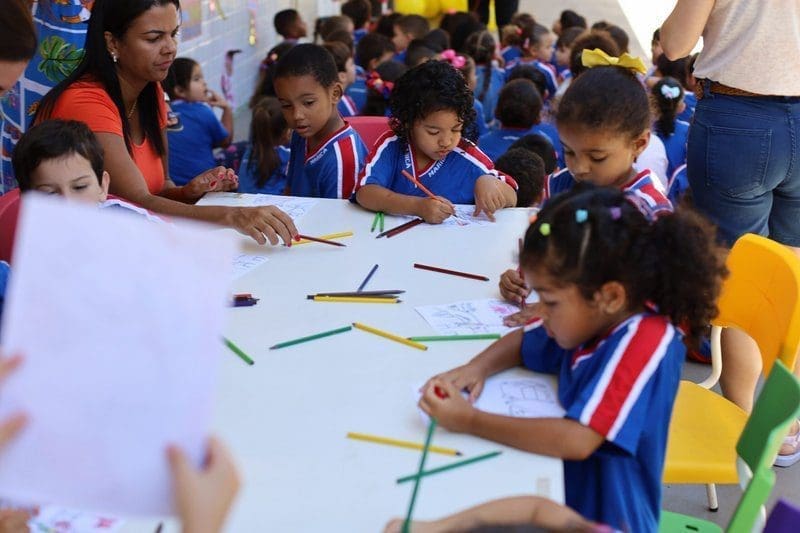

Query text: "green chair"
[659, 360, 800, 532]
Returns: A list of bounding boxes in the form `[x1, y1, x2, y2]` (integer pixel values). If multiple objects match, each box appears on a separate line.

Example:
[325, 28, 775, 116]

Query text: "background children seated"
[362, 61, 406, 117]
[495, 148, 546, 207]
[509, 134, 559, 175]
[651, 77, 690, 178]
[478, 79, 544, 161]
[340, 0, 371, 47]
[464, 30, 506, 125]
[273, 9, 307, 45]
[322, 41, 358, 117]
[164, 58, 233, 186]
[392, 15, 430, 63]
[237, 97, 290, 195]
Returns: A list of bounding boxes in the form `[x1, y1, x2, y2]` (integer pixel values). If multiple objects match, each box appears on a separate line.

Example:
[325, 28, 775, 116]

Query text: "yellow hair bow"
[581, 48, 647, 75]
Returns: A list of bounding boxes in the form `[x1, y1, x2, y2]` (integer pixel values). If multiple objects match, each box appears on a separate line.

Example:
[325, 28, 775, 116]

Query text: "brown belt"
[697, 79, 797, 99]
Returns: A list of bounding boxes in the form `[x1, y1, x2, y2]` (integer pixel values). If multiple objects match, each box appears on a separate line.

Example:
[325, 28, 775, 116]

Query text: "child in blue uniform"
[273, 44, 368, 199]
[652, 77, 690, 178]
[420, 185, 727, 533]
[478, 79, 544, 161]
[237, 97, 291, 195]
[354, 60, 518, 223]
[465, 30, 506, 126]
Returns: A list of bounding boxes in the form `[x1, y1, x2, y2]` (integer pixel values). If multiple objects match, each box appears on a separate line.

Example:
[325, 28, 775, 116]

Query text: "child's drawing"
[231, 254, 269, 280]
[415, 299, 520, 335]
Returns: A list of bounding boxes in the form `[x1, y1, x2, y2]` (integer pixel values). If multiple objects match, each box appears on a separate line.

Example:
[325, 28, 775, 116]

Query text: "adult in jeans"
[661, 0, 800, 466]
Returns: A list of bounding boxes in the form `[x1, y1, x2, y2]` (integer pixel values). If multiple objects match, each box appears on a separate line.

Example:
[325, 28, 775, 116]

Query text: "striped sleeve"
[355, 131, 398, 191]
[326, 134, 361, 199]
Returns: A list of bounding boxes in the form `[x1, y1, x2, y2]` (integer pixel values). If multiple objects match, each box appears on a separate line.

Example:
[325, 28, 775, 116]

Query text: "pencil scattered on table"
[379, 211, 385, 232]
[403, 418, 437, 533]
[313, 296, 400, 304]
[270, 326, 352, 350]
[293, 231, 353, 245]
[376, 218, 424, 239]
[231, 293, 259, 307]
[370, 212, 385, 233]
[352, 322, 427, 350]
[294, 234, 347, 247]
[307, 290, 405, 298]
[407, 334, 501, 342]
[347, 431, 461, 456]
[396, 450, 503, 484]
[357, 264, 379, 292]
[413, 263, 490, 282]
[223, 336, 254, 366]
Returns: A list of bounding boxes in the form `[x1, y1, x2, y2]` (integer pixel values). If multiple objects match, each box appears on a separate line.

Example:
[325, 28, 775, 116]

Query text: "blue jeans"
[687, 85, 800, 246]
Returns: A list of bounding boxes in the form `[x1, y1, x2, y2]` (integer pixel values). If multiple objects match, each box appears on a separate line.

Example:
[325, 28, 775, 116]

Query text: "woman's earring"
[111, 53, 118, 64]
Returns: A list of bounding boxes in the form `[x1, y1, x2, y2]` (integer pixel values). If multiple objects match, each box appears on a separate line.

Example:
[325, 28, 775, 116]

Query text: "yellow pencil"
[347, 432, 462, 456]
[313, 296, 400, 304]
[293, 231, 354, 245]
[352, 322, 427, 350]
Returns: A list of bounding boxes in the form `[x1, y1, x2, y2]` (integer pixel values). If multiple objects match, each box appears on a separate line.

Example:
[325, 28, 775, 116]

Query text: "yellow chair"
[663, 233, 800, 511]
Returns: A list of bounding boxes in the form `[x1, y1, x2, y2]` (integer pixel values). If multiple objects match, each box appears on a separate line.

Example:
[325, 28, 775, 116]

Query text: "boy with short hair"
[273, 9, 308, 44]
[392, 14, 429, 63]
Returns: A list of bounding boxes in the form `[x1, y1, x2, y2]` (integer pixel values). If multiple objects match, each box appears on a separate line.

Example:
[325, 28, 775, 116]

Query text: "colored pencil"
[379, 211, 385, 232]
[223, 336, 254, 366]
[232, 297, 259, 307]
[518, 237, 526, 310]
[314, 296, 400, 304]
[413, 262, 490, 282]
[270, 325, 352, 350]
[403, 418, 437, 533]
[352, 322, 428, 350]
[293, 231, 353, 245]
[307, 290, 405, 298]
[371, 212, 380, 232]
[396, 450, 503, 484]
[346, 431, 462, 456]
[376, 218, 424, 239]
[295, 234, 347, 247]
[401, 169, 436, 199]
[307, 294, 398, 300]
[407, 334, 501, 342]
[357, 264, 379, 292]
[386, 218, 424, 238]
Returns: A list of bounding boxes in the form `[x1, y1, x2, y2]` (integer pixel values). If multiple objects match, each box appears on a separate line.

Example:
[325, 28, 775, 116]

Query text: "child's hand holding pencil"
[417, 196, 455, 224]
[419, 379, 476, 433]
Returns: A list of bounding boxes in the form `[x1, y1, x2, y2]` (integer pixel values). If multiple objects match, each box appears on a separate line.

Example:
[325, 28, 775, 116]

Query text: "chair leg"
[706, 483, 719, 512]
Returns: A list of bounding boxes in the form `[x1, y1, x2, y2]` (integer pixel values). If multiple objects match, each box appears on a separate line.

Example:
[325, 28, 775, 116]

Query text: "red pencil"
[295, 234, 347, 247]
[413, 262, 490, 281]
[401, 169, 436, 199]
[386, 218, 424, 238]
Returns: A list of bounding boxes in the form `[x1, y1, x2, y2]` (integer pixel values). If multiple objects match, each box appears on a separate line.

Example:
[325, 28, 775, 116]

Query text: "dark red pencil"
[413, 263, 490, 281]
[386, 218, 424, 238]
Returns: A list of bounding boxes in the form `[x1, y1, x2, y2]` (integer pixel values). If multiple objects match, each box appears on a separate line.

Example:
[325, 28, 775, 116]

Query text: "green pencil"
[403, 418, 437, 533]
[223, 336, 254, 365]
[396, 450, 503, 484]
[407, 334, 502, 342]
[270, 325, 352, 350]
[379, 211, 385, 232]
[371, 211, 381, 232]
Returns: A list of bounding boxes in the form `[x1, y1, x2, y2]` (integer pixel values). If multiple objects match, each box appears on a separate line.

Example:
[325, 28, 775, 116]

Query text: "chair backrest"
[713, 233, 800, 376]
[727, 361, 800, 532]
[0, 189, 21, 263]
[347, 116, 391, 152]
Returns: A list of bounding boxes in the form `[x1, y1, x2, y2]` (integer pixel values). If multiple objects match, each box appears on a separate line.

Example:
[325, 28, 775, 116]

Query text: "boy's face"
[274, 74, 342, 147]
[392, 24, 411, 52]
[29, 153, 109, 204]
[290, 16, 308, 39]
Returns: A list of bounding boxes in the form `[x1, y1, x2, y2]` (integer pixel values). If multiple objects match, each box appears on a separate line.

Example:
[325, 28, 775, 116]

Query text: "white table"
[208, 198, 563, 531]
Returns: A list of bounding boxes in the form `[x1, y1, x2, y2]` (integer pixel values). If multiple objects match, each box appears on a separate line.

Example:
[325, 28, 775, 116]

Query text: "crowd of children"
[1, 0, 798, 531]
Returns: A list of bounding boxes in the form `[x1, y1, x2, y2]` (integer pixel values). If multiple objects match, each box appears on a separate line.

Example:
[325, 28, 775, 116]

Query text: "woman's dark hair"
[388, 59, 476, 144]
[362, 60, 406, 116]
[248, 97, 287, 190]
[652, 77, 684, 137]
[0, 0, 37, 62]
[559, 9, 587, 31]
[506, 65, 547, 99]
[13, 119, 105, 191]
[355, 32, 394, 69]
[250, 42, 296, 107]
[495, 79, 541, 128]
[274, 43, 339, 88]
[520, 185, 727, 348]
[495, 148, 545, 207]
[37, 0, 181, 158]
[163, 57, 198, 100]
[509, 134, 557, 174]
[464, 30, 497, 102]
[558, 64, 650, 139]
[568, 31, 620, 78]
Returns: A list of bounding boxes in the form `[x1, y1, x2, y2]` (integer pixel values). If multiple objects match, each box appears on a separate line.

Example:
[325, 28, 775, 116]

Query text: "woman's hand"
[226, 206, 298, 246]
[183, 167, 238, 203]
[419, 379, 477, 433]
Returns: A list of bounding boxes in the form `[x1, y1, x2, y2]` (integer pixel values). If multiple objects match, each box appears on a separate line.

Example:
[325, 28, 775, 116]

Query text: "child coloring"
[421, 185, 728, 533]
[273, 44, 367, 199]
[354, 60, 517, 223]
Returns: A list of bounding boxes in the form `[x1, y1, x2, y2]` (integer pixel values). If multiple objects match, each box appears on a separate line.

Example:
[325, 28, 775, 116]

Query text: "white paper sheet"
[231, 253, 269, 280]
[197, 192, 317, 221]
[29, 505, 124, 532]
[415, 298, 523, 335]
[393, 204, 493, 228]
[0, 195, 236, 516]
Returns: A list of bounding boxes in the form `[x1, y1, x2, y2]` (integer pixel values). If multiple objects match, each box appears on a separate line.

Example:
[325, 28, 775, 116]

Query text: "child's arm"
[206, 90, 233, 148]
[474, 175, 517, 220]
[384, 495, 593, 533]
[355, 184, 455, 224]
[420, 379, 605, 460]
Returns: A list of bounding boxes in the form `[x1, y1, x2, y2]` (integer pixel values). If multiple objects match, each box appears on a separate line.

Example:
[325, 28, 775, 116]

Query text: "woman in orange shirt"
[37, 0, 297, 245]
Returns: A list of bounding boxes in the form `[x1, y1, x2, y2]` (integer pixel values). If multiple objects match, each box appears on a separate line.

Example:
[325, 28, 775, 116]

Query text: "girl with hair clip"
[651, 77, 690, 178]
[442, 50, 489, 138]
[464, 30, 506, 125]
[361, 61, 406, 117]
[354, 60, 517, 223]
[420, 184, 728, 533]
[237, 97, 291, 195]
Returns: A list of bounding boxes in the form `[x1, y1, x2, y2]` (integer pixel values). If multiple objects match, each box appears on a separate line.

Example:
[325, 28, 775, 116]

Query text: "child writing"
[164, 57, 233, 186]
[420, 185, 727, 533]
[273, 44, 368, 199]
[499, 50, 673, 311]
[237, 97, 291, 195]
[354, 60, 518, 223]
[652, 77, 690, 178]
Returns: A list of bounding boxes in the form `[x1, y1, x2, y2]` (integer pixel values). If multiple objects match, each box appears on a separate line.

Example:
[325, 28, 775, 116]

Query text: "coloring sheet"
[197, 192, 318, 222]
[0, 195, 235, 516]
[393, 204, 493, 228]
[231, 253, 269, 280]
[414, 298, 523, 335]
[29, 506, 124, 532]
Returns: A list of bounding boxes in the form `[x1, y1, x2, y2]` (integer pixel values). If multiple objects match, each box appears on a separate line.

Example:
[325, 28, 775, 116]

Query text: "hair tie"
[539, 223, 551, 236]
[366, 71, 393, 100]
[660, 84, 682, 100]
[575, 209, 588, 223]
[515, 27, 523, 36]
[440, 49, 466, 69]
[581, 48, 647, 75]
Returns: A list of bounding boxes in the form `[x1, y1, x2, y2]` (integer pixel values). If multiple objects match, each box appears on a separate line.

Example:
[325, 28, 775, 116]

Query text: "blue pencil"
[357, 264, 379, 292]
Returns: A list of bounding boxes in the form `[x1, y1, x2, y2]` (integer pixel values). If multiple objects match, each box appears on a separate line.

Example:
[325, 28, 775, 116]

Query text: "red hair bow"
[366, 71, 393, 99]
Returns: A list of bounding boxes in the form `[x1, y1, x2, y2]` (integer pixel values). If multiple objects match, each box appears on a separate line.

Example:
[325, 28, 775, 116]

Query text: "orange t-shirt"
[49, 79, 168, 195]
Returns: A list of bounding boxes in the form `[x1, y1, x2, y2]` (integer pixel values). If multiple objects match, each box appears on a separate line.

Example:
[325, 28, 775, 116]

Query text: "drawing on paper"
[497, 379, 561, 417]
[415, 299, 520, 336]
[231, 254, 269, 280]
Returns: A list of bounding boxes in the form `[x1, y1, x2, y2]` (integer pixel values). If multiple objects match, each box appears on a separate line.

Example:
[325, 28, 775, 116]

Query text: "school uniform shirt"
[667, 164, 689, 204]
[656, 119, 690, 178]
[286, 123, 367, 198]
[501, 46, 522, 65]
[678, 92, 697, 122]
[474, 64, 507, 124]
[472, 99, 489, 139]
[167, 100, 229, 186]
[504, 58, 558, 98]
[478, 127, 533, 161]
[353, 28, 368, 47]
[346, 66, 368, 114]
[543, 168, 673, 218]
[355, 131, 517, 204]
[338, 95, 359, 118]
[521, 313, 685, 532]
[237, 145, 291, 195]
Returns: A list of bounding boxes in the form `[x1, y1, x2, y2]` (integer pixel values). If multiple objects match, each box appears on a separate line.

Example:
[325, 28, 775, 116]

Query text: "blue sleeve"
[315, 151, 341, 199]
[200, 105, 229, 145]
[359, 139, 399, 190]
[520, 322, 568, 375]
[0, 261, 9, 332]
